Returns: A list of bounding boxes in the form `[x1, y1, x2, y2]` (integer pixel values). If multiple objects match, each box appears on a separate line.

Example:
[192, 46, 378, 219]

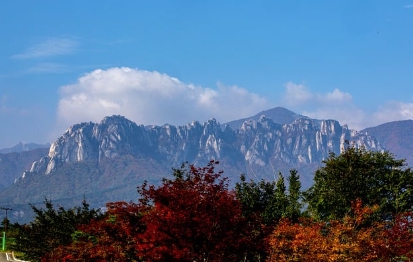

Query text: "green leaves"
[305, 144, 413, 221]
[235, 169, 302, 225]
[286, 169, 302, 222]
[13, 198, 102, 262]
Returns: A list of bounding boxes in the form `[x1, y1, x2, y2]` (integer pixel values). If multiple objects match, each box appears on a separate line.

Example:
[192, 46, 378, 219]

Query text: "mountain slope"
[0, 148, 49, 189]
[361, 120, 413, 166]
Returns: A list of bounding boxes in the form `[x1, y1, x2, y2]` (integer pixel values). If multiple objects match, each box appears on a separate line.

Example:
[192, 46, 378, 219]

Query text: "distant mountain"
[0, 148, 49, 189]
[0, 142, 50, 154]
[0, 108, 385, 223]
[224, 107, 302, 130]
[361, 120, 413, 166]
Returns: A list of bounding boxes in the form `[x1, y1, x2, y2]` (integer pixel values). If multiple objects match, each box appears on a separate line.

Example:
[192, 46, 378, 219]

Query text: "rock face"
[24, 114, 383, 187]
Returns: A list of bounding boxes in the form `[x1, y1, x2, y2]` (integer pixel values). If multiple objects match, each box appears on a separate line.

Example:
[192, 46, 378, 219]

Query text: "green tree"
[305, 143, 413, 221]
[263, 172, 289, 224]
[1, 218, 10, 231]
[235, 173, 276, 224]
[286, 169, 302, 222]
[13, 199, 102, 262]
[235, 170, 302, 225]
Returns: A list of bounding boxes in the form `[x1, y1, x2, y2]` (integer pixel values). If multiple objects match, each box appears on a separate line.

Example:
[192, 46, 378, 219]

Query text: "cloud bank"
[57, 67, 271, 130]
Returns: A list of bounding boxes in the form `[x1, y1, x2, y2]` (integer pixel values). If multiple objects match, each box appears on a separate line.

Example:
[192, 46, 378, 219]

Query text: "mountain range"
[0, 142, 50, 154]
[0, 107, 412, 224]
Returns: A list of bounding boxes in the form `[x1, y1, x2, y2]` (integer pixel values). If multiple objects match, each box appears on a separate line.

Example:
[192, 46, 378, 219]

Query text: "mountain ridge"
[1, 107, 411, 224]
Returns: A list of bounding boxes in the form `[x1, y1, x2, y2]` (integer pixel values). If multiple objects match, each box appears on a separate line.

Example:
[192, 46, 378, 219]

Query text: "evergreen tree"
[264, 173, 288, 223]
[235, 174, 276, 224]
[286, 169, 302, 222]
[13, 199, 102, 262]
[236, 170, 303, 225]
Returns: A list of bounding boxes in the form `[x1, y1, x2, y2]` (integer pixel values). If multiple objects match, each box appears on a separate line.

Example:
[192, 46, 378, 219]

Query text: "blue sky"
[0, 1, 412, 149]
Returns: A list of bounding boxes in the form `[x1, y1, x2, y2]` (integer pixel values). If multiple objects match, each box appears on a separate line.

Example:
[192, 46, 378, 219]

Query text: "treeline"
[9, 145, 413, 261]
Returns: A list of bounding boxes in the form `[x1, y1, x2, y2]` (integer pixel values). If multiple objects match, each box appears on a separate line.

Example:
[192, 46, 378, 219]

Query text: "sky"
[0, 1, 412, 149]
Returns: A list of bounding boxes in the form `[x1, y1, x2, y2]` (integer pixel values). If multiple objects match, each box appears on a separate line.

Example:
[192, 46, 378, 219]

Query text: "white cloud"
[56, 67, 271, 131]
[12, 37, 79, 59]
[324, 88, 352, 103]
[281, 82, 369, 130]
[280, 82, 413, 130]
[283, 82, 313, 105]
[404, 4, 413, 8]
[373, 101, 413, 124]
[283, 83, 352, 105]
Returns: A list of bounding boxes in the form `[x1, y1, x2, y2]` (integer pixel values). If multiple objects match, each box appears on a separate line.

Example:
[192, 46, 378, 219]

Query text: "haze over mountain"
[0, 142, 50, 154]
[0, 147, 49, 190]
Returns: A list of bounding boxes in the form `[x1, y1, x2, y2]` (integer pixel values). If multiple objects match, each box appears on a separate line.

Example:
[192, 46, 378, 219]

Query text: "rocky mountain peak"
[21, 111, 384, 190]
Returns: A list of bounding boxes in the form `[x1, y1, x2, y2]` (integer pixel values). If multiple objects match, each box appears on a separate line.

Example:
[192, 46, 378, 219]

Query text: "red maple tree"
[374, 211, 413, 260]
[136, 160, 261, 262]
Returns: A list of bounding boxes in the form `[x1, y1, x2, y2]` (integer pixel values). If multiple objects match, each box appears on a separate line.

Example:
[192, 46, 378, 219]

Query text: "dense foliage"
[136, 160, 262, 261]
[267, 200, 413, 261]
[305, 143, 413, 220]
[44, 201, 145, 261]
[12, 199, 102, 262]
[235, 169, 302, 225]
[9, 146, 413, 261]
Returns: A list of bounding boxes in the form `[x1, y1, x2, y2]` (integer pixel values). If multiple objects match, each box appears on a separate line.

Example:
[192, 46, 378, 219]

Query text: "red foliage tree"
[374, 211, 413, 260]
[41, 161, 265, 261]
[136, 160, 261, 262]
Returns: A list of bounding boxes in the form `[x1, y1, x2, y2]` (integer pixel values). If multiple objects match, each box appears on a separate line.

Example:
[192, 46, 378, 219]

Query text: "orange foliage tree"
[266, 200, 387, 262]
[266, 218, 328, 261]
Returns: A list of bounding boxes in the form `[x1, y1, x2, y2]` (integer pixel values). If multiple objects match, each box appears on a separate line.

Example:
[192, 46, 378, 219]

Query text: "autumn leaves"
[267, 201, 413, 261]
